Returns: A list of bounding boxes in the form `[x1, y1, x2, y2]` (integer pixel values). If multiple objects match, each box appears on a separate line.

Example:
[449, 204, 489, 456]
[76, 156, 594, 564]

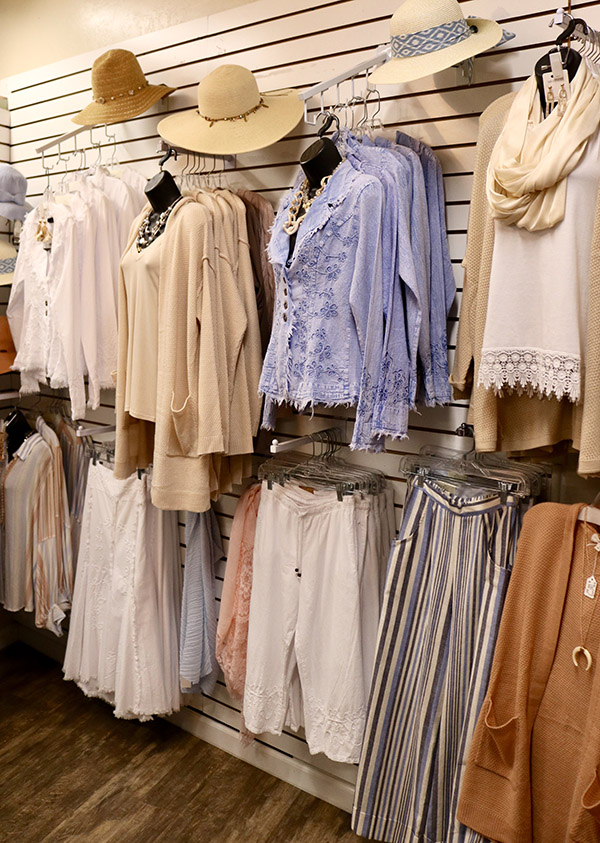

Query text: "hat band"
[94, 82, 149, 104]
[391, 17, 476, 58]
[0, 257, 16, 275]
[198, 97, 268, 128]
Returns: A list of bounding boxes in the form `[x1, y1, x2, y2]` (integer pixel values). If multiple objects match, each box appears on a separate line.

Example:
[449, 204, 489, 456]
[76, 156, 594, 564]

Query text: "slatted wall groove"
[4, 0, 600, 812]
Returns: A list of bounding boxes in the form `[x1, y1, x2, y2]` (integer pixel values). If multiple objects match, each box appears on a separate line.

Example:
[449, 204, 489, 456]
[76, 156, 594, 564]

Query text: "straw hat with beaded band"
[73, 49, 175, 126]
[157, 64, 304, 155]
[370, 0, 503, 85]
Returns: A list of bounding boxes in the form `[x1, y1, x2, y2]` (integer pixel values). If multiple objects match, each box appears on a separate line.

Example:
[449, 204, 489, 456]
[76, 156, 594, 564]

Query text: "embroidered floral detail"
[478, 347, 581, 402]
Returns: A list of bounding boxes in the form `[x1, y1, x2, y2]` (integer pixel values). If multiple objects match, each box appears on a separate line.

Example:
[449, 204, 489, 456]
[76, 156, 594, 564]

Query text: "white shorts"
[243, 480, 386, 763]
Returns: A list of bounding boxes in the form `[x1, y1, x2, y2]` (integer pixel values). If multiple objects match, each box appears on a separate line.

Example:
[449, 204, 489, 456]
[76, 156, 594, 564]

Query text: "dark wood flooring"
[0, 643, 363, 842]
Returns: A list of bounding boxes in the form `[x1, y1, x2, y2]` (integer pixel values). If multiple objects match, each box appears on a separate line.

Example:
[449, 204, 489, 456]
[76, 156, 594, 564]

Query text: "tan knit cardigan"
[450, 94, 600, 473]
[115, 197, 256, 511]
[457, 502, 600, 841]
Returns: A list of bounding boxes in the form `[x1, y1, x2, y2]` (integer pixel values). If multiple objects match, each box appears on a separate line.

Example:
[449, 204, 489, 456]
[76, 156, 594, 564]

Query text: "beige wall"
[0, 0, 252, 79]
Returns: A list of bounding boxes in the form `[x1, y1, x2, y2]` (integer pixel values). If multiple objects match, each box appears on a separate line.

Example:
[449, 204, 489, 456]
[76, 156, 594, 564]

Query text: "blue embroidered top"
[392, 131, 455, 404]
[340, 131, 418, 443]
[259, 160, 386, 451]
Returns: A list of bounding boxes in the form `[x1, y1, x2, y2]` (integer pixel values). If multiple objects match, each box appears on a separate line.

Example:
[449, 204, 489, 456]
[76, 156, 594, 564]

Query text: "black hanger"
[144, 146, 182, 215]
[5, 407, 34, 460]
[535, 21, 583, 112]
[316, 111, 340, 138]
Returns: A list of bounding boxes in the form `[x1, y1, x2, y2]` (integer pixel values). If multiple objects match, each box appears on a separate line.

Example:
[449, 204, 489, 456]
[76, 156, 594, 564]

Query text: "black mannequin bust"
[287, 137, 342, 262]
[5, 408, 34, 461]
[299, 137, 342, 190]
[144, 169, 182, 215]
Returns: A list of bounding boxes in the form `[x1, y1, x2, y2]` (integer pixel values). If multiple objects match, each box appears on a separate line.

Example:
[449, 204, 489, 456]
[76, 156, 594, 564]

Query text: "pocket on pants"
[474, 697, 521, 780]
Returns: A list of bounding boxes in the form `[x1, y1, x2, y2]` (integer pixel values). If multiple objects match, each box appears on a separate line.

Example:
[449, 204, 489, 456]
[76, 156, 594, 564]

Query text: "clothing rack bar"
[156, 138, 235, 165]
[549, 7, 593, 41]
[76, 424, 116, 438]
[35, 125, 90, 155]
[270, 425, 343, 454]
[297, 45, 390, 102]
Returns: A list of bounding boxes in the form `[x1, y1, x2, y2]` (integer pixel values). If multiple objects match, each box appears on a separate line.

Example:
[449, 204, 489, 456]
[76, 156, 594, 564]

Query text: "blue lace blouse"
[259, 160, 386, 451]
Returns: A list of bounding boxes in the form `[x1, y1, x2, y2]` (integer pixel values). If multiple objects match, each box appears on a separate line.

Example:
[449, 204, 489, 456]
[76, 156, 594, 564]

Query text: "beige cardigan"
[115, 197, 256, 511]
[451, 94, 600, 473]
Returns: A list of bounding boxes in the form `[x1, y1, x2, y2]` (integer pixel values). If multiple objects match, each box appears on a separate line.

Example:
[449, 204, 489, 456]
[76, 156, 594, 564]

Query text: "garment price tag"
[585, 574, 597, 599]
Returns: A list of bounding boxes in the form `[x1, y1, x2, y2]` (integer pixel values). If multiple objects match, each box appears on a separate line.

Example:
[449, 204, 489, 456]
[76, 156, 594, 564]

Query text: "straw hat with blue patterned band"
[0, 240, 17, 287]
[370, 0, 506, 85]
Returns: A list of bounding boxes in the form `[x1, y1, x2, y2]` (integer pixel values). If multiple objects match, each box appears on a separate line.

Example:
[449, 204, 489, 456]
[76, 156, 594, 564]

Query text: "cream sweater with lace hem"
[450, 92, 600, 474]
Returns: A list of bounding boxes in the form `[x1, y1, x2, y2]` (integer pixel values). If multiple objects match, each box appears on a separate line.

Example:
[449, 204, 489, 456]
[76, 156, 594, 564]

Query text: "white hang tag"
[585, 574, 598, 600]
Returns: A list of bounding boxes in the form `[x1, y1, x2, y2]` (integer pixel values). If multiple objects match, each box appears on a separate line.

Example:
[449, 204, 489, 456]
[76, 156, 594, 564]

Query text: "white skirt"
[63, 461, 182, 720]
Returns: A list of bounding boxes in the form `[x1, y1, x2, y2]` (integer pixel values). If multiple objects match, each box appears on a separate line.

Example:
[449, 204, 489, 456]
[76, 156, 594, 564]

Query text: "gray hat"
[0, 165, 32, 221]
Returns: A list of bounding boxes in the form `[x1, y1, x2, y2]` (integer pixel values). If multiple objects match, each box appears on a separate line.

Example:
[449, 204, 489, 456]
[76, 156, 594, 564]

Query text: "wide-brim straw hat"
[73, 49, 175, 126]
[157, 64, 304, 155]
[370, 0, 503, 85]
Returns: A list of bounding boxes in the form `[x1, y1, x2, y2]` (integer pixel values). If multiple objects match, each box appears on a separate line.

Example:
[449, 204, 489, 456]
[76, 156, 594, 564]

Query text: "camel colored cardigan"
[115, 198, 253, 511]
[457, 503, 600, 842]
[451, 94, 600, 473]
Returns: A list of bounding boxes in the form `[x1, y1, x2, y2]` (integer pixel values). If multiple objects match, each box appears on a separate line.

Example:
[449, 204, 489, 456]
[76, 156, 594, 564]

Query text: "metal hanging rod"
[270, 425, 343, 454]
[76, 423, 116, 438]
[35, 125, 90, 155]
[298, 45, 390, 103]
[550, 7, 593, 41]
[156, 138, 235, 165]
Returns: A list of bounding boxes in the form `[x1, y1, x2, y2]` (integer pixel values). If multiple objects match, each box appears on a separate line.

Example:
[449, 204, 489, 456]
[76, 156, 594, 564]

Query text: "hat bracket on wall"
[155, 139, 235, 180]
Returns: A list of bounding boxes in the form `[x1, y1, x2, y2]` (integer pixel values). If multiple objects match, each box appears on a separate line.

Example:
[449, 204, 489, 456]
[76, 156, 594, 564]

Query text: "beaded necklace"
[136, 196, 182, 252]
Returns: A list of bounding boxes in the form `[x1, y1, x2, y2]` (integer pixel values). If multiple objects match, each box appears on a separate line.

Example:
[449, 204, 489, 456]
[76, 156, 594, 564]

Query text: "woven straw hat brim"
[157, 89, 304, 155]
[72, 83, 175, 126]
[370, 18, 501, 84]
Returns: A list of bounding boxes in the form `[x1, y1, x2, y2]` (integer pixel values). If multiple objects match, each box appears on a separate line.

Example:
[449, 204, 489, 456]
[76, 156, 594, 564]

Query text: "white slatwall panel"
[0, 106, 11, 240]
[4, 0, 600, 813]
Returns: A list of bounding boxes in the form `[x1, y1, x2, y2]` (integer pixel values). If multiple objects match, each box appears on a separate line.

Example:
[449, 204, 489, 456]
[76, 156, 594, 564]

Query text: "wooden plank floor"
[0, 643, 363, 842]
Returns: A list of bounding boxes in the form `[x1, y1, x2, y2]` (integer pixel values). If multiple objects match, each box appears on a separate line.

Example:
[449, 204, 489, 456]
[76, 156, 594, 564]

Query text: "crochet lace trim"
[478, 347, 581, 402]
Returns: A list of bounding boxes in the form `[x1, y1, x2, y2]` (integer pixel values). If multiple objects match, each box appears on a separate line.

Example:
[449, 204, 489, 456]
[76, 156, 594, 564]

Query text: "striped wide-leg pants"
[351, 478, 522, 843]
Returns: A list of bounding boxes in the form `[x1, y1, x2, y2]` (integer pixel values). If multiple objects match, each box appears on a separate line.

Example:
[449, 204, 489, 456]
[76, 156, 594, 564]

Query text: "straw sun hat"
[370, 0, 503, 85]
[73, 49, 175, 126]
[158, 64, 304, 155]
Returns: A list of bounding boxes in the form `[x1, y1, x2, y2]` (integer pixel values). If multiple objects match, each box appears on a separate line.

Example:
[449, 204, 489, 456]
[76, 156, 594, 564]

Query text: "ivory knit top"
[450, 93, 600, 473]
[120, 233, 162, 422]
[457, 503, 600, 842]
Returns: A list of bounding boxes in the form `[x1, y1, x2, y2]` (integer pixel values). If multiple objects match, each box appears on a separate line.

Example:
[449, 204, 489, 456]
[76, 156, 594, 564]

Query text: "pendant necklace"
[572, 514, 600, 671]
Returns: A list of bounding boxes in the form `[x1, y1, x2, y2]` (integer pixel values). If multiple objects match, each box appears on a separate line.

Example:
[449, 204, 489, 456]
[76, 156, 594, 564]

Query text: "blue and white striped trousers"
[352, 477, 522, 843]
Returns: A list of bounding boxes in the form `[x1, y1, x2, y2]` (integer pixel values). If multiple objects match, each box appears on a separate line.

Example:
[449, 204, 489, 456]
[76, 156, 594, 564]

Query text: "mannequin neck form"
[144, 169, 182, 214]
[300, 137, 342, 191]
